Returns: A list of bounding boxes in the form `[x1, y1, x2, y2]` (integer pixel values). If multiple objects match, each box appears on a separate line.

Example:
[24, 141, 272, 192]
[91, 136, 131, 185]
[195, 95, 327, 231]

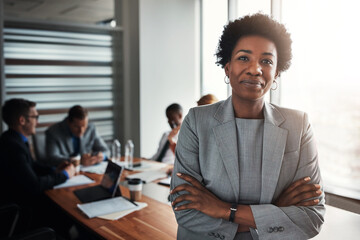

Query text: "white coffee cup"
[128, 178, 143, 201]
[70, 155, 81, 174]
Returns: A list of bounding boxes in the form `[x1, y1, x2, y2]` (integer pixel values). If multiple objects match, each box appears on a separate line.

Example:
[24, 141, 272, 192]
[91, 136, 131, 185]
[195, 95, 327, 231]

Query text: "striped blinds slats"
[4, 42, 112, 62]
[5, 66, 113, 75]
[4, 24, 116, 142]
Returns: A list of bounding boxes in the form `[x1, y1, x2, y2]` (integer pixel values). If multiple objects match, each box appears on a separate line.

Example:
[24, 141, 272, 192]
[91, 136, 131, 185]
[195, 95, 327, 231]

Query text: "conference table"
[45, 158, 177, 240]
[45, 158, 360, 240]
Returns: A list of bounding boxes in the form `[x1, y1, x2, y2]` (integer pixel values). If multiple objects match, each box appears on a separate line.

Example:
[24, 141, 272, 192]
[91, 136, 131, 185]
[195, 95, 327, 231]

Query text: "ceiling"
[3, 0, 114, 25]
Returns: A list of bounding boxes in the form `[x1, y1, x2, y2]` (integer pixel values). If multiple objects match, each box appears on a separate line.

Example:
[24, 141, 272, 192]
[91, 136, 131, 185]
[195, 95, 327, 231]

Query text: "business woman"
[170, 13, 325, 240]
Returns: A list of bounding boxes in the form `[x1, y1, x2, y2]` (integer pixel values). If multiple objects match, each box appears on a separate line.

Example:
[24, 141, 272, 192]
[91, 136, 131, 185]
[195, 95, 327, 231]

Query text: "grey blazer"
[45, 118, 109, 167]
[170, 96, 325, 240]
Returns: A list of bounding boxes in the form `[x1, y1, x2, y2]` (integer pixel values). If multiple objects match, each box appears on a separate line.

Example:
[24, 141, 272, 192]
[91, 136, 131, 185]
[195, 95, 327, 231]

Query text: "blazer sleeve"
[90, 126, 110, 157]
[11, 146, 67, 198]
[250, 112, 325, 239]
[170, 109, 238, 239]
[45, 130, 70, 167]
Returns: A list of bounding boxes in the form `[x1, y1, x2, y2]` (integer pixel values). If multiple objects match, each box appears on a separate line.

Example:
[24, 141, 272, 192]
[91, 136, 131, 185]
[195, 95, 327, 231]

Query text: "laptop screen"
[100, 161, 123, 197]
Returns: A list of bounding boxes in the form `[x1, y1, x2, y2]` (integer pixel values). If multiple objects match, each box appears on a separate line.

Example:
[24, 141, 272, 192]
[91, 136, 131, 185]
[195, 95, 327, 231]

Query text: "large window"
[201, 0, 228, 101]
[280, 0, 360, 199]
[201, 0, 360, 200]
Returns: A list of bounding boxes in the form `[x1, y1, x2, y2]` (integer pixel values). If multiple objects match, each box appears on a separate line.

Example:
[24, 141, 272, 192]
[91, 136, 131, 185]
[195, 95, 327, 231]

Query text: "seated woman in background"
[166, 94, 219, 175]
[168, 94, 219, 154]
[170, 13, 325, 240]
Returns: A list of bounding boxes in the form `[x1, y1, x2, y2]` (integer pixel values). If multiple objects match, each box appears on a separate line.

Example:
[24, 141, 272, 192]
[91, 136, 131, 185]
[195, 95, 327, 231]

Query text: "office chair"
[0, 204, 19, 238]
[6, 227, 56, 240]
[0, 204, 56, 240]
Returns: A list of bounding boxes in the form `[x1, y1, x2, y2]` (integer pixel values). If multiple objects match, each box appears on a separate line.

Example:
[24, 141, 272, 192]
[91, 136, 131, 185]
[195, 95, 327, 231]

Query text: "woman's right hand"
[168, 125, 181, 144]
[274, 177, 322, 207]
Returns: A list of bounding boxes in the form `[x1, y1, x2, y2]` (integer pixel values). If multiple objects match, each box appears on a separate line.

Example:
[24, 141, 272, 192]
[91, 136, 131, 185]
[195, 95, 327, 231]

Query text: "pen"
[129, 199, 138, 206]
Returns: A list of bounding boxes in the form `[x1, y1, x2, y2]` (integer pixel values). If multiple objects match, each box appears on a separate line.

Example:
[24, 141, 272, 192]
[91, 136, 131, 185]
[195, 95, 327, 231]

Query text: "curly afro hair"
[216, 13, 292, 74]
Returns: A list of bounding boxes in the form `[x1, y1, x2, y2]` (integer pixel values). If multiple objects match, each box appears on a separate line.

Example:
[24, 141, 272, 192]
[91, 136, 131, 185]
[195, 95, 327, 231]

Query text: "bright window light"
[281, 0, 360, 198]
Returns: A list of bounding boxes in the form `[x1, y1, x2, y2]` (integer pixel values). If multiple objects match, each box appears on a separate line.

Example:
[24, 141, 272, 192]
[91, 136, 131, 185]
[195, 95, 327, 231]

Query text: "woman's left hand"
[171, 173, 229, 219]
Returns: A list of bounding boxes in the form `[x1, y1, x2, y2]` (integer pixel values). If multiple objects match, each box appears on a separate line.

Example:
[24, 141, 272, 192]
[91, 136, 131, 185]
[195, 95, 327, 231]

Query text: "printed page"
[77, 197, 138, 218]
[53, 175, 94, 189]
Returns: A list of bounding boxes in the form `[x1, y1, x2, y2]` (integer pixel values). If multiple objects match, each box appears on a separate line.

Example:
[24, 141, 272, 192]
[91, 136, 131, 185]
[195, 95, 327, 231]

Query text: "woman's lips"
[240, 80, 264, 88]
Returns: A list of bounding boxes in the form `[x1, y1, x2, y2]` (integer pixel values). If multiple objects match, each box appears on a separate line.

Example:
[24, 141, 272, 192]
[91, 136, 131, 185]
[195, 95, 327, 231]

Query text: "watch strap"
[229, 203, 237, 222]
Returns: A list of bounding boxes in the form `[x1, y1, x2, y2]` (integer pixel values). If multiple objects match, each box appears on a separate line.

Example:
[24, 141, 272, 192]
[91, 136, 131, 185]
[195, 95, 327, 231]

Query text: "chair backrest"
[0, 204, 20, 238]
[32, 132, 47, 163]
[10, 227, 56, 240]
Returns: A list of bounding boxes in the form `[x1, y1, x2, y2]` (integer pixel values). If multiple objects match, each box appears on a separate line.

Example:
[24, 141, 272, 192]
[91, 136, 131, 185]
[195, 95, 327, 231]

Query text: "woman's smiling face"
[225, 35, 278, 102]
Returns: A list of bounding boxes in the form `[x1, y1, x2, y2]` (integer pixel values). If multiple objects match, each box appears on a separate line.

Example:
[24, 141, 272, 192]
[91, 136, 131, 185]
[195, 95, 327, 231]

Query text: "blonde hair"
[197, 94, 219, 106]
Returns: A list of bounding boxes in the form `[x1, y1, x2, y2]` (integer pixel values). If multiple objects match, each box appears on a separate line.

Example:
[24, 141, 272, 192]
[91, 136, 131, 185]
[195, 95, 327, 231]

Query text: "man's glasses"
[26, 115, 40, 120]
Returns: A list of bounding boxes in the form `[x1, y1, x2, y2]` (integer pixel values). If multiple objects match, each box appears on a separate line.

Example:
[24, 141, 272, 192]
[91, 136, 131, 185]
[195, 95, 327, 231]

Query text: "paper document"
[77, 197, 138, 218]
[158, 176, 171, 186]
[53, 175, 94, 189]
[98, 202, 148, 220]
[131, 161, 168, 171]
[126, 170, 167, 183]
[80, 161, 108, 174]
[142, 182, 171, 205]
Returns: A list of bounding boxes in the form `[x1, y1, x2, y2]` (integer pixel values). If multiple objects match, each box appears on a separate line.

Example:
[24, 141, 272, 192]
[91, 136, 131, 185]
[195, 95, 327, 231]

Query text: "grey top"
[236, 118, 264, 205]
[235, 118, 264, 239]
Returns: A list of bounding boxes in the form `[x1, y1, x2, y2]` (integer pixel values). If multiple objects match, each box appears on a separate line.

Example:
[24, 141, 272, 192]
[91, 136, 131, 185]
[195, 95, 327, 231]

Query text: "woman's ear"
[275, 70, 280, 79]
[225, 63, 230, 76]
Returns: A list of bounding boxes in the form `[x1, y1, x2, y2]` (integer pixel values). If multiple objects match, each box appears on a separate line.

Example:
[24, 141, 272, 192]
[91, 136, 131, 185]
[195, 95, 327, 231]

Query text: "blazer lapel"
[212, 97, 240, 200]
[66, 136, 74, 154]
[61, 119, 75, 154]
[260, 102, 288, 203]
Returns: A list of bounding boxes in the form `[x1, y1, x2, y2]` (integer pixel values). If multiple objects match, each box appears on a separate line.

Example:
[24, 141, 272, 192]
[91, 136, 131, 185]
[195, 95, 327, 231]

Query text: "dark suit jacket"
[0, 129, 67, 207]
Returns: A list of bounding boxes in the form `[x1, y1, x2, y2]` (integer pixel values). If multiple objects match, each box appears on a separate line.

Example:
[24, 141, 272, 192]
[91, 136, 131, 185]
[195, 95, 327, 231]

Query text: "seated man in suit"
[0, 98, 75, 233]
[151, 103, 183, 164]
[46, 105, 109, 167]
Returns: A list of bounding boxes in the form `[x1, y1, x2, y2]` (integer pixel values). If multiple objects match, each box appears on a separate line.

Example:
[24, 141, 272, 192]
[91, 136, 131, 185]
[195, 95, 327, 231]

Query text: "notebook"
[74, 161, 123, 203]
[126, 170, 167, 183]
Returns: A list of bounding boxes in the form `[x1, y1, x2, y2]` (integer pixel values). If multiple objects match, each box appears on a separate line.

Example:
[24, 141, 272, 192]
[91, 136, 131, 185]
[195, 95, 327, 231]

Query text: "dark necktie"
[156, 140, 170, 162]
[72, 137, 80, 155]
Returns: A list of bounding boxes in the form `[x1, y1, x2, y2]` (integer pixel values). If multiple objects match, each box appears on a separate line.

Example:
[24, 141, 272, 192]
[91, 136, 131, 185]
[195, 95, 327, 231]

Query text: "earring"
[271, 80, 278, 90]
[224, 75, 230, 84]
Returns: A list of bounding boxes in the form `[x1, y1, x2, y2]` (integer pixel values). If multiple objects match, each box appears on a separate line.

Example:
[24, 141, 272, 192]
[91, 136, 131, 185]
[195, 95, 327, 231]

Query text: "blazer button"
[220, 235, 225, 240]
[273, 227, 279, 232]
[267, 227, 274, 233]
[278, 226, 284, 232]
[215, 233, 220, 238]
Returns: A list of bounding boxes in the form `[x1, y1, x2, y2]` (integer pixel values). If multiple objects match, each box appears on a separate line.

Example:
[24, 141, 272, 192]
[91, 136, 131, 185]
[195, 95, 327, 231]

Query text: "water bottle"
[112, 139, 121, 163]
[124, 139, 134, 169]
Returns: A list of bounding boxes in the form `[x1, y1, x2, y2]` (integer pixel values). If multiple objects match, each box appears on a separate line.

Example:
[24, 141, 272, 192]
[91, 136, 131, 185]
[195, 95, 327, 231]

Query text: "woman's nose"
[247, 61, 262, 76]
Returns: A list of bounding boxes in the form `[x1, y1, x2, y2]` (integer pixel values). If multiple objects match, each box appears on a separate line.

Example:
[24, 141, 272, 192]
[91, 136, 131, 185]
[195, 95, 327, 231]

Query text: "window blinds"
[3, 23, 117, 141]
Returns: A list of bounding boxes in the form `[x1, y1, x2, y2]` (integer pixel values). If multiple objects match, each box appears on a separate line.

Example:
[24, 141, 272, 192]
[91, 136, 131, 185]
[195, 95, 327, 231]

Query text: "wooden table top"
[45, 160, 177, 240]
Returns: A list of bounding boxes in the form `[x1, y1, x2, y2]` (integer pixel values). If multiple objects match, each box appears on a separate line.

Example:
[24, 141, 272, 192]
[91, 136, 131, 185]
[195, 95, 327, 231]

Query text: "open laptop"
[74, 161, 123, 203]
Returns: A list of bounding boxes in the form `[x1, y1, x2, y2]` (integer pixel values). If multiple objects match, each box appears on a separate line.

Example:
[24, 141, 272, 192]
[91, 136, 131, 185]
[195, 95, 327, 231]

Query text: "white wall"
[139, 0, 200, 158]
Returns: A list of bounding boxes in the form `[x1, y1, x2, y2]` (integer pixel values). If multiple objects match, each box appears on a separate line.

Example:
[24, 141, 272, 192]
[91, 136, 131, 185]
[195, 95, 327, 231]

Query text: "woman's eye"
[237, 56, 249, 61]
[262, 59, 273, 65]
